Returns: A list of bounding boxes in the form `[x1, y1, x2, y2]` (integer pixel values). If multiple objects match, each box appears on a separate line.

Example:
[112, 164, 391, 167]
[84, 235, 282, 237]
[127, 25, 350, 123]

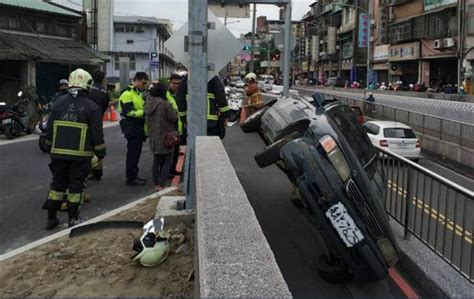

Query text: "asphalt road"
[222, 124, 411, 298]
[0, 124, 156, 254]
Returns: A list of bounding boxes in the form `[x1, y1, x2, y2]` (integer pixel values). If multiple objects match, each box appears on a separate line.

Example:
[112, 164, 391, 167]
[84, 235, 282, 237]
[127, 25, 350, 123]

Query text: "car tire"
[316, 254, 352, 283]
[240, 107, 268, 133]
[254, 131, 299, 168]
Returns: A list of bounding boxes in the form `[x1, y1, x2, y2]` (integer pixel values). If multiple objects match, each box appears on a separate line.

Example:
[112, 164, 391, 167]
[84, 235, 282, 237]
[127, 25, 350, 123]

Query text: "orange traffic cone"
[110, 105, 118, 121]
[103, 107, 110, 121]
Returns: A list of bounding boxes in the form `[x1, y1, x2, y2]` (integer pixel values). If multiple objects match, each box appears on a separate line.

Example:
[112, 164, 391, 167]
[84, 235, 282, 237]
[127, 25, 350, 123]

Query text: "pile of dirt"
[0, 191, 194, 297]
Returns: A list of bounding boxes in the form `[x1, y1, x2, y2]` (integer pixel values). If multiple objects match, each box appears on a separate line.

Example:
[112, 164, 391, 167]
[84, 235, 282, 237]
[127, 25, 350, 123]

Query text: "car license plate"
[325, 202, 364, 247]
[2, 119, 12, 125]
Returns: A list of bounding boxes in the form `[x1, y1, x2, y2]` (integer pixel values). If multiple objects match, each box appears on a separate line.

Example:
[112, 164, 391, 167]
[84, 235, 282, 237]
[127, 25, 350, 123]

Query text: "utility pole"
[282, 1, 292, 96]
[184, 0, 208, 209]
[458, 0, 466, 93]
[366, 0, 372, 89]
[250, 3, 256, 73]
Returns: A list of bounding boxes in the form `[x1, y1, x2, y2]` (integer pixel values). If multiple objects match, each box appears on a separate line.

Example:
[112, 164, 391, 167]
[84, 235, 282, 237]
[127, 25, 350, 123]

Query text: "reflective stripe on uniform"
[185, 93, 219, 121]
[48, 190, 64, 201]
[219, 106, 230, 112]
[52, 120, 94, 157]
[94, 143, 106, 151]
[251, 92, 262, 97]
[67, 193, 82, 203]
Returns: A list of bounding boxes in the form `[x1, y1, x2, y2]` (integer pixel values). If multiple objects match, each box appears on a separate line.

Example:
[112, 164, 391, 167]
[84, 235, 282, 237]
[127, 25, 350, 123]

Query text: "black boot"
[45, 200, 61, 230]
[67, 203, 84, 227]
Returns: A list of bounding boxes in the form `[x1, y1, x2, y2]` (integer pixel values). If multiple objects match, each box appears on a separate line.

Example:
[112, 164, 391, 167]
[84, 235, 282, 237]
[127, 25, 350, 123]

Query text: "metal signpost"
[170, 0, 291, 208]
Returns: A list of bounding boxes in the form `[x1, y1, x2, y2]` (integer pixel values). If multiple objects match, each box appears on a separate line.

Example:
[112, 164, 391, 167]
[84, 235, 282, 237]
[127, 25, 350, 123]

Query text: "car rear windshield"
[326, 104, 377, 171]
[383, 128, 416, 138]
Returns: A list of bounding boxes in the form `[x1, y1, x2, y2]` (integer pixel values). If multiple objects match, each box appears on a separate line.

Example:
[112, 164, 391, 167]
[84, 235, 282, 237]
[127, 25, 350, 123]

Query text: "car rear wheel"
[254, 131, 300, 168]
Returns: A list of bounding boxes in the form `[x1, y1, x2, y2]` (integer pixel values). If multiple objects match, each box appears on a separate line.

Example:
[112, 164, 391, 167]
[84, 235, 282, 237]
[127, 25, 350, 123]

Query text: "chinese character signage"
[388, 42, 420, 61]
[328, 27, 337, 54]
[423, 0, 456, 11]
[374, 45, 389, 61]
[358, 13, 369, 48]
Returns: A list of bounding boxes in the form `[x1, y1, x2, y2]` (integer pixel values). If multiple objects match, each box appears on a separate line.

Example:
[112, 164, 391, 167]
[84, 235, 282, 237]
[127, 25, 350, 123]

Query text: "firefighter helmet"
[68, 69, 93, 92]
[244, 72, 257, 82]
[132, 232, 169, 267]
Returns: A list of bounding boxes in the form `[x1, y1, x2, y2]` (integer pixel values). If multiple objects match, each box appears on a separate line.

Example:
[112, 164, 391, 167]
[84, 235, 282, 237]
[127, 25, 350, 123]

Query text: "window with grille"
[468, 5, 474, 35]
[388, 20, 412, 43]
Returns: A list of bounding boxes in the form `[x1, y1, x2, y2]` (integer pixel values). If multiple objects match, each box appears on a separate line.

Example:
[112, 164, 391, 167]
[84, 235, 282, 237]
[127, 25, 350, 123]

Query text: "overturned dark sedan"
[240, 93, 399, 283]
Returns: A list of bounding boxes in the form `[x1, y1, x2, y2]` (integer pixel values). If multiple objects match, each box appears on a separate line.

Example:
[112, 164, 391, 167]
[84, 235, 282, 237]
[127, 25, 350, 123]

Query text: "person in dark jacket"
[89, 70, 110, 115]
[175, 75, 230, 139]
[166, 74, 183, 177]
[50, 79, 69, 104]
[145, 83, 178, 192]
[43, 68, 106, 229]
[88, 70, 110, 181]
[118, 72, 149, 186]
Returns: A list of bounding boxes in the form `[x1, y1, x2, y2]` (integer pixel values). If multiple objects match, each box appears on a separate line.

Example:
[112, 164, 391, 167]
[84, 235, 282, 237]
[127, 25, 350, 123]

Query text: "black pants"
[49, 158, 90, 201]
[152, 153, 173, 187]
[170, 144, 180, 173]
[126, 136, 143, 181]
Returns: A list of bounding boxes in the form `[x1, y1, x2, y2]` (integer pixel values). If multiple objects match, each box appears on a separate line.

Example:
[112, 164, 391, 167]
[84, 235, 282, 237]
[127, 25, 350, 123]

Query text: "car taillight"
[380, 140, 389, 147]
[416, 140, 421, 148]
[319, 135, 350, 182]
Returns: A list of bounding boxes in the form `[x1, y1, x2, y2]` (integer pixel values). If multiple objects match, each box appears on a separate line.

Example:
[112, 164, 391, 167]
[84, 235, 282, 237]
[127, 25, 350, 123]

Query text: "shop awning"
[0, 32, 110, 65]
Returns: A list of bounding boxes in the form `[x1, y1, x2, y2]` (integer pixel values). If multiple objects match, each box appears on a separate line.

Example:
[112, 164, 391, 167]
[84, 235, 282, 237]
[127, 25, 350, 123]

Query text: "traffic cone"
[103, 107, 110, 121]
[109, 105, 118, 121]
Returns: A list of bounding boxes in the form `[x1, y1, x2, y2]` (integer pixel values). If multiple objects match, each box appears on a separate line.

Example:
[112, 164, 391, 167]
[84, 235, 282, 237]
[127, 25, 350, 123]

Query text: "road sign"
[150, 52, 159, 67]
[275, 26, 296, 52]
[209, 3, 250, 18]
[164, 10, 243, 80]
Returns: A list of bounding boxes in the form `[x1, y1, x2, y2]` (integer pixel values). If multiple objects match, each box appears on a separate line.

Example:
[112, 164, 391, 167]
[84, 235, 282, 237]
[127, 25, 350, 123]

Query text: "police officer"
[166, 74, 183, 176]
[43, 68, 106, 229]
[88, 70, 110, 181]
[175, 75, 230, 138]
[119, 72, 149, 186]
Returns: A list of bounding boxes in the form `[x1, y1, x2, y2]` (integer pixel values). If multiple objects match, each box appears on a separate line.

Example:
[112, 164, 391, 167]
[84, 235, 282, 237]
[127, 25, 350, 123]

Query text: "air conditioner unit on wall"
[434, 39, 442, 49]
[443, 38, 455, 48]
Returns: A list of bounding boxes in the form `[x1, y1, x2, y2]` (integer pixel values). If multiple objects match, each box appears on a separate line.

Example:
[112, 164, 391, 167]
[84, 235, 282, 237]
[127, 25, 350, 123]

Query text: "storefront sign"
[423, 0, 456, 11]
[327, 27, 337, 54]
[389, 42, 420, 61]
[311, 35, 319, 61]
[358, 13, 369, 48]
[372, 63, 389, 70]
[374, 45, 389, 61]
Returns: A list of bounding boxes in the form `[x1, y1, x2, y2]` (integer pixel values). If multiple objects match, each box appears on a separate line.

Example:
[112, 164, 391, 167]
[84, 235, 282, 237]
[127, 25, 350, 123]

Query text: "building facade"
[300, 0, 466, 89]
[0, 0, 108, 101]
[106, 16, 176, 83]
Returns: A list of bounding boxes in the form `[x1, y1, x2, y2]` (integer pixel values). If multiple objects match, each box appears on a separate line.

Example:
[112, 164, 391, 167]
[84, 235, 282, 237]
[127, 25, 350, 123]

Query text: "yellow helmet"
[245, 72, 257, 82]
[68, 68, 93, 91]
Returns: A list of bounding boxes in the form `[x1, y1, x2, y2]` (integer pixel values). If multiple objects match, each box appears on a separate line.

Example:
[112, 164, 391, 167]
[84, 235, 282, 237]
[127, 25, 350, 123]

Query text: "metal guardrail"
[338, 95, 474, 149]
[375, 145, 474, 282]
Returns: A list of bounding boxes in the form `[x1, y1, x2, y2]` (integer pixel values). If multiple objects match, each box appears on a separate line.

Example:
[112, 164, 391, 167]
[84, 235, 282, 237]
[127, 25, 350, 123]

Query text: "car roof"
[366, 121, 412, 129]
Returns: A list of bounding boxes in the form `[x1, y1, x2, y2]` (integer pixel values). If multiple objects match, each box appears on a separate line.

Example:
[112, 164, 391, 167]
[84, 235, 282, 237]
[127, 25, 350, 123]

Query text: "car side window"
[363, 124, 373, 134]
[372, 124, 380, 135]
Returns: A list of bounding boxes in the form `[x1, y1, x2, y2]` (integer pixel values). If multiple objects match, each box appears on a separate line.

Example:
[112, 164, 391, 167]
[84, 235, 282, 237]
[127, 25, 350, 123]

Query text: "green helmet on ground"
[132, 232, 169, 267]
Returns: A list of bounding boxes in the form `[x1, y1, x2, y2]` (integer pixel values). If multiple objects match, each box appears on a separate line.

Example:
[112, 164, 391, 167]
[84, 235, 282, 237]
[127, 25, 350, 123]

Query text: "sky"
[56, 0, 314, 37]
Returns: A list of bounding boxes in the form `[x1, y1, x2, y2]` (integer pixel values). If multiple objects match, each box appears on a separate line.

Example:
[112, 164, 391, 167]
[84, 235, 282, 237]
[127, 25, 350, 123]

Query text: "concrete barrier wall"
[195, 136, 292, 297]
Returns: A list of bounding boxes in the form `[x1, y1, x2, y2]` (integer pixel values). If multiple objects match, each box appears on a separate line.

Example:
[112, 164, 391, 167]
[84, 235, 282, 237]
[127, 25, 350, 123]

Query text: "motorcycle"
[225, 87, 243, 123]
[0, 91, 31, 139]
[35, 103, 51, 153]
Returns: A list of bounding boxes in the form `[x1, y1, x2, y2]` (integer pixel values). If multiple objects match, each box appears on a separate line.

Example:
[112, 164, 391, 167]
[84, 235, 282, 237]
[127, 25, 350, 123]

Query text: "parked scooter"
[35, 103, 51, 153]
[0, 91, 31, 139]
[225, 87, 243, 123]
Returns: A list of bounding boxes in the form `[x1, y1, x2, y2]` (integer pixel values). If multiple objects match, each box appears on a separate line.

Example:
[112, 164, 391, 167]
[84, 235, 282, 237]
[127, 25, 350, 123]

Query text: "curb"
[0, 186, 177, 263]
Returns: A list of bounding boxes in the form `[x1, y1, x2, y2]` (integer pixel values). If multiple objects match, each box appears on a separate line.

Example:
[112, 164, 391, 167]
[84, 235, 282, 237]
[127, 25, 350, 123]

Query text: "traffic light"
[243, 45, 251, 51]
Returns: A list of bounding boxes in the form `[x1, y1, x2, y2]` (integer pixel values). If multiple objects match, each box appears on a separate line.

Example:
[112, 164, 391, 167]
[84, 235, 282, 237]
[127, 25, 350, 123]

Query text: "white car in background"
[363, 121, 421, 162]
